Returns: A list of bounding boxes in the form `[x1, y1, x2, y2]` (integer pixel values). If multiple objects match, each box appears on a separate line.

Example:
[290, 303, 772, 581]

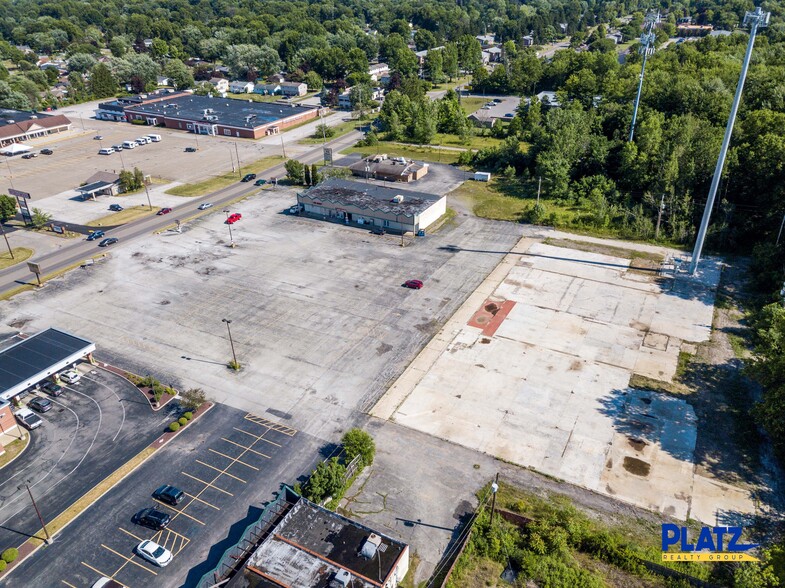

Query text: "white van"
[147, 134, 161, 142]
[135, 137, 150, 145]
[98, 147, 115, 155]
[122, 140, 137, 149]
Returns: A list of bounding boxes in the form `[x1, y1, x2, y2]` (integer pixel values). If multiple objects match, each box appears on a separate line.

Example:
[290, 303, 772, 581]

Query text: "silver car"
[136, 540, 173, 567]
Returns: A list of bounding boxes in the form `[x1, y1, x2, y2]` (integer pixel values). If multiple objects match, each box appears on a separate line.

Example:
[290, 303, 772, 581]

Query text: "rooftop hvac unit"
[360, 533, 382, 559]
[392, 195, 404, 204]
[329, 570, 351, 588]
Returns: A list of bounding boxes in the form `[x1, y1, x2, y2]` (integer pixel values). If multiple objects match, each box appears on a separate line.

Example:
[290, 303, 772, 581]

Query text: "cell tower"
[689, 7, 770, 275]
[628, 12, 659, 142]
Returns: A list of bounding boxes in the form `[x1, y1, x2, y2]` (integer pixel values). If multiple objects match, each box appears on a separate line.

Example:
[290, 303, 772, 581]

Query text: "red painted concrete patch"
[481, 300, 516, 337]
[468, 299, 517, 337]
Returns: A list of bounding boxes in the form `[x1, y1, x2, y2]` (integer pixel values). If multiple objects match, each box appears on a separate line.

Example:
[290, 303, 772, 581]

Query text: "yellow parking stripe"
[232, 427, 280, 448]
[61, 581, 78, 587]
[152, 528, 191, 555]
[185, 492, 220, 510]
[80, 562, 116, 580]
[195, 459, 247, 483]
[100, 544, 158, 575]
[222, 436, 273, 456]
[152, 498, 205, 525]
[181, 472, 234, 496]
[244, 413, 297, 435]
[208, 448, 260, 470]
[119, 527, 144, 542]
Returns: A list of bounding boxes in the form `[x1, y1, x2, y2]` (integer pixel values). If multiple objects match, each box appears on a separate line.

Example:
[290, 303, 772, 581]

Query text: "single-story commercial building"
[0, 108, 72, 147]
[76, 171, 121, 199]
[218, 487, 409, 588]
[0, 328, 95, 401]
[348, 154, 429, 182]
[0, 399, 20, 440]
[297, 178, 446, 234]
[121, 94, 322, 139]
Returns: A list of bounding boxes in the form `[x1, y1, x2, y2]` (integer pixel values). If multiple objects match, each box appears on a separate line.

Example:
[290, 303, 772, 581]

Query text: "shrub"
[139, 374, 160, 388]
[169, 422, 180, 432]
[0, 560, 6, 572]
[125, 372, 142, 385]
[304, 457, 346, 503]
[342, 428, 375, 467]
[1, 548, 18, 563]
[178, 417, 188, 426]
[183, 411, 193, 420]
[180, 388, 206, 411]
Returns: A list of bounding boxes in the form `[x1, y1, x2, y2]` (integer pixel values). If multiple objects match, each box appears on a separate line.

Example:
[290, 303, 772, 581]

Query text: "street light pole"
[22, 484, 51, 544]
[0, 222, 13, 259]
[223, 209, 235, 247]
[222, 319, 238, 368]
[689, 7, 769, 275]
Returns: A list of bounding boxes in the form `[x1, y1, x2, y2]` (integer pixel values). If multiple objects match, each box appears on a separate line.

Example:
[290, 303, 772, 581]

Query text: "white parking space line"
[83, 372, 127, 441]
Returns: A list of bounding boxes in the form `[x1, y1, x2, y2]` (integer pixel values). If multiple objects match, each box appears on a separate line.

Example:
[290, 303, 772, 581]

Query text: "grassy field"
[166, 155, 285, 197]
[342, 142, 462, 164]
[0, 247, 33, 270]
[448, 179, 530, 221]
[430, 76, 471, 93]
[460, 97, 488, 115]
[430, 133, 502, 150]
[87, 205, 157, 227]
[299, 117, 366, 145]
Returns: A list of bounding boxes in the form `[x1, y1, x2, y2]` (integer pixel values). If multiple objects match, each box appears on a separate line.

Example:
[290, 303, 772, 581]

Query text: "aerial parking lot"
[9, 405, 321, 588]
[0, 364, 172, 553]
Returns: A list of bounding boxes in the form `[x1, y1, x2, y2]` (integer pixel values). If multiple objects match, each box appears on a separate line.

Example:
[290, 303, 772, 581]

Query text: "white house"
[368, 62, 390, 81]
[280, 82, 307, 97]
[156, 76, 171, 87]
[209, 78, 229, 93]
[229, 80, 254, 93]
[476, 34, 496, 47]
[254, 82, 281, 95]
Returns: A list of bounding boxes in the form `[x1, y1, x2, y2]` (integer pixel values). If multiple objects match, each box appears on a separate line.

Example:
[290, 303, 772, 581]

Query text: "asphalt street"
[0, 130, 361, 296]
[0, 367, 168, 551]
[4, 404, 325, 588]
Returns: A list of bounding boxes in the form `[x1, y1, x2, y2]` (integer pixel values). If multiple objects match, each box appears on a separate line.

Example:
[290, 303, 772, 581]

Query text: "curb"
[150, 401, 215, 449]
[0, 432, 31, 473]
[94, 362, 176, 411]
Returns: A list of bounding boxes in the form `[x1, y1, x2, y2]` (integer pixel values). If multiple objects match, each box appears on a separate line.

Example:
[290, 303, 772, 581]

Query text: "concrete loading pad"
[377, 240, 756, 523]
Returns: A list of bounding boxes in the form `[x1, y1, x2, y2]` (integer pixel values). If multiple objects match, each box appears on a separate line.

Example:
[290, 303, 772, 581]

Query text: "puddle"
[627, 437, 647, 451]
[623, 456, 651, 477]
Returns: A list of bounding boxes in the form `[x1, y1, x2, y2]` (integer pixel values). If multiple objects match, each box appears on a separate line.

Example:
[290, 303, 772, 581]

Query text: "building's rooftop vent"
[360, 533, 382, 559]
[391, 195, 404, 204]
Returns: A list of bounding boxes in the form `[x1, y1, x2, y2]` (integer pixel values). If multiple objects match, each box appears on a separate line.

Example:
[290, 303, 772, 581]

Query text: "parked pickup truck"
[15, 407, 42, 430]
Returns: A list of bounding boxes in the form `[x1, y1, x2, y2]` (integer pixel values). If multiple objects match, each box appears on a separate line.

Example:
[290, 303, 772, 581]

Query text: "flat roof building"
[0, 328, 95, 401]
[296, 178, 446, 235]
[124, 94, 321, 139]
[348, 154, 429, 183]
[0, 108, 72, 147]
[218, 487, 409, 588]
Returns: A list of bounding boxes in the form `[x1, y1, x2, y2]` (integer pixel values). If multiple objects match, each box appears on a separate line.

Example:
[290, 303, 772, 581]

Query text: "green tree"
[31, 208, 52, 229]
[311, 164, 319, 185]
[0, 195, 17, 222]
[284, 159, 305, 184]
[304, 457, 345, 503]
[68, 53, 97, 73]
[180, 388, 206, 411]
[342, 428, 375, 467]
[89, 63, 118, 98]
[749, 303, 785, 457]
[0, 81, 30, 109]
[164, 59, 194, 90]
[109, 37, 129, 57]
[424, 49, 444, 83]
[442, 43, 459, 81]
[223, 44, 282, 79]
[303, 70, 322, 91]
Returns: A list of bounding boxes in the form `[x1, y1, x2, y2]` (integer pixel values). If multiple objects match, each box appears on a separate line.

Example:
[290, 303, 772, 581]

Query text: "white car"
[197, 203, 213, 210]
[136, 540, 173, 567]
[14, 407, 42, 430]
[60, 370, 81, 384]
[91, 577, 125, 588]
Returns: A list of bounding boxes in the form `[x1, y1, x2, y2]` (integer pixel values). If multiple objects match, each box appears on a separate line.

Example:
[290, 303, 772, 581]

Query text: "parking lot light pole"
[223, 209, 235, 247]
[143, 178, 153, 211]
[235, 142, 242, 178]
[222, 319, 238, 368]
[0, 223, 14, 259]
[21, 484, 51, 544]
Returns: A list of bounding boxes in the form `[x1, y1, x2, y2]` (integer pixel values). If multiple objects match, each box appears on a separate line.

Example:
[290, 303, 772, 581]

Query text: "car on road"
[98, 147, 115, 155]
[403, 279, 424, 289]
[93, 135, 103, 140]
[493, 98, 503, 103]
[41, 381, 63, 397]
[39, 148, 53, 155]
[136, 137, 150, 145]
[99, 238, 119, 247]
[86, 230, 105, 241]
[504, 113, 515, 118]
[241, 173, 256, 182]
[91, 578, 125, 588]
[29, 397, 52, 413]
[15, 407, 42, 430]
[197, 203, 213, 210]
[21, 152, 38, 159]
[152, 484, 185, 505]
[109, 204, 124, 211]
[254, 178, 267, 186]
[225, 213, 242, 224]
[157, 207, 172, 215]
[60, 369, 81, 384]
[185, 146, 197, 152]
[136, 540, 173, 567]
[134, 507, 171, 530]
[112, 144, 123, 151]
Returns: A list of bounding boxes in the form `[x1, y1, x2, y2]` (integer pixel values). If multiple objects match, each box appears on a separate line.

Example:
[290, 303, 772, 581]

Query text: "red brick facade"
[0, 402, 17, 435]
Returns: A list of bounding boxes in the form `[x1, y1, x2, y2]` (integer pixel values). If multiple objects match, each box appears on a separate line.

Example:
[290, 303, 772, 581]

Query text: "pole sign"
[9, 189, 32, 226]
[323, 147, 333, 166]
[27, 261, 42, 287]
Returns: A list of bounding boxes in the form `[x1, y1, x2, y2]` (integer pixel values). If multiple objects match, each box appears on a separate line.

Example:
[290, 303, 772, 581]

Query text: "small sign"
[323, 147, 333, 165]
[27, 262, 41, 274]
[8, 189, 30, 199]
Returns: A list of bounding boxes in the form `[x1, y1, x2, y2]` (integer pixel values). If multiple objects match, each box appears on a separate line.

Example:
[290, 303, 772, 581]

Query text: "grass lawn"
[342, 142, 462, 164]
[430, 75, 472, 93]
[460, 97, 488, 115]
[87, 205, 157, 227]
[299, 117, 368, 145]
[430, 132, 502, 150]
[226, 92, 279, 103]
[0, 435, 29, 470]
[166, 155, 285, 197]
[449, 179, 530, 221]
[0, 247, 33, 270]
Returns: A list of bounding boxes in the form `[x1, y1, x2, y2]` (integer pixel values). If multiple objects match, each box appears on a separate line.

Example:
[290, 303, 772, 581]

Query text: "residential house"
[209, 77, 229, 94]
[487, 46, 503, 62]
[280, 81, 307, 97]
[143, 39, 154, 49]
[481, 51, 491, 65]
[605, 32, 624, 44]
[677, 24, 713, 37]
[228, 80, 254, 93]
[414, 46, 444, 67]
[157, 76, 171, 87]
[476, 34, 496, 47]
[254, 82, 281, 95]
[521, 35, 535, 47]
[536, 90, 561, 107]
[368, 62, 390, 81]
[268, 73, 285, 84]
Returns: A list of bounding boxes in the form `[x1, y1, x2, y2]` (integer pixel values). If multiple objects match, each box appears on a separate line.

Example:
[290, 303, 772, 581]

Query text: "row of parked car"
[13, 369, 80, 430]
[98, 134, 161, 155]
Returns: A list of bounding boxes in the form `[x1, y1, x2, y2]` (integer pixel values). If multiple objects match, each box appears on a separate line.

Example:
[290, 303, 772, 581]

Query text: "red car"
[157, 207, 172, 215]
[403, 280, 424, 289]
[226, 213, 242, 224]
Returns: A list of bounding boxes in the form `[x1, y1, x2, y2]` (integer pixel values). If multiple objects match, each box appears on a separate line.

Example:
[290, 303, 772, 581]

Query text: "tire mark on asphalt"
[82, 372, 126, 442]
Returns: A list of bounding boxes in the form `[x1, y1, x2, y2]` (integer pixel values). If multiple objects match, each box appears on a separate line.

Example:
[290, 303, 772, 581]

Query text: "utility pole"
[234, 142, 241, 178]
[280, 135, 287, 158]
[776, 211, 785, 246]
[690, 7, 769, 275]
[655, 194, 665, 239]
[536, 176, 542, 205]
[629, 12, 659, 142]
[22, 484, 51, 544]
[0, 222, 13, 259]
[223, 209, 235, 247]
[489, 474, 499, 526]
[143, 177, 153, 211]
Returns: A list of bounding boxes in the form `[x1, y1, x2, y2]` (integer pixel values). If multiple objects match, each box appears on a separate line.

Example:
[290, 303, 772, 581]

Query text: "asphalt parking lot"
[0, 364, 169, 553]
[466, 94, 521, 121]
[7, 404, 322, 588]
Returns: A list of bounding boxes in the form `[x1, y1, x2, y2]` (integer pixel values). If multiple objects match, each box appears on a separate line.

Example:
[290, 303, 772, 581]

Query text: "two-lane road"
[0, 130, 362, 296]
